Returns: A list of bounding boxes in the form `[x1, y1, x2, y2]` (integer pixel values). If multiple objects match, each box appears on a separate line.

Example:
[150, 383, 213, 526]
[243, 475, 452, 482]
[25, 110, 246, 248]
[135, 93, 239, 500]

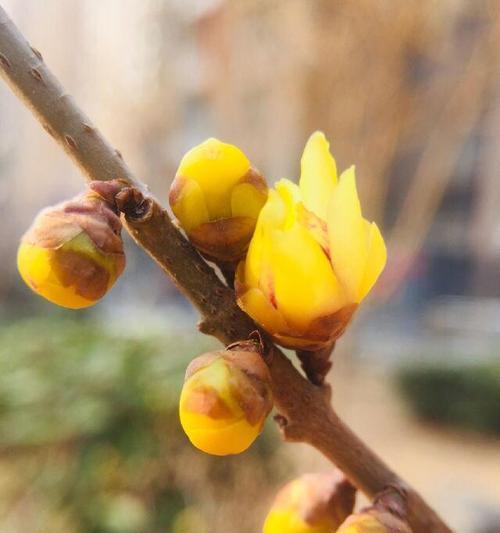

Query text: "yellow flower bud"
[179, 345, 273, 456]
[17, 186, 125, 309]
[236, 131, 387, 350]
[263, 472, 355, 533]
[169, 138, 268, 262]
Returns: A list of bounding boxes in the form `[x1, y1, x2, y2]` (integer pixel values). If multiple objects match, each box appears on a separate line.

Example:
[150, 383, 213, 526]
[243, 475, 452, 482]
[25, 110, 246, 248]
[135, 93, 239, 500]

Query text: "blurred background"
[0, 0, 499, 531]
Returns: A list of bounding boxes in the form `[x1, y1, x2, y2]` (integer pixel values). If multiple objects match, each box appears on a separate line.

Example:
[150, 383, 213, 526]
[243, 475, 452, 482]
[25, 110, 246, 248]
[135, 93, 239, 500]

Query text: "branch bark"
[0, 6, 451, 532]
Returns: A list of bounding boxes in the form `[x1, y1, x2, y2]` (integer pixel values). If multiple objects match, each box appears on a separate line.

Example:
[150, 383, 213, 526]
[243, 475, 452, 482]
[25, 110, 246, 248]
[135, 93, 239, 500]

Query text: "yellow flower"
[179, 347, 273, 456]
[263, 472, 355, 533]
[169, 138, 268, 262]
[17, 188, 125, 309]
[236, 132, 386, 350]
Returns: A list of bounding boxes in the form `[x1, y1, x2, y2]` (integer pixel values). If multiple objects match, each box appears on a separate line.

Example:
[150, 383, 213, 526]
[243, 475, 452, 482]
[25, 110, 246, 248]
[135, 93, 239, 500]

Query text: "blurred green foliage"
[397, 360, 500, 435]
[0, 318, 283, 533]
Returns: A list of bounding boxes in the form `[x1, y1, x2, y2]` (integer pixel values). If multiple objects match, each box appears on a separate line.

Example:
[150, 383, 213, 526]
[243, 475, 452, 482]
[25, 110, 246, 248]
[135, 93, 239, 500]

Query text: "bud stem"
[296, 341, 336, 385]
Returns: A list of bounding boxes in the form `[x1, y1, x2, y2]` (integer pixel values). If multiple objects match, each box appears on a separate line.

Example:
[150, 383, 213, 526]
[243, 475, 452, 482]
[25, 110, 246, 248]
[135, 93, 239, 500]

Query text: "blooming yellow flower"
[179, 348, 273, 456]
[169, 138, 268, 262]
[263, 472, 355, 533]
[236, 131, 386, 350]
[17, 189, 125, 309]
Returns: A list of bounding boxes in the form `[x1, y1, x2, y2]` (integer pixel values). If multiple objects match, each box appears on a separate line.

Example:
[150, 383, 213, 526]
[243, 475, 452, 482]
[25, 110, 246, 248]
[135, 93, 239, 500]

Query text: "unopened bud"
[169, 138, 268, 262]
[263, 471, 356, 533]
[179, 343, 273, 456]
[17, 183, 125, 309]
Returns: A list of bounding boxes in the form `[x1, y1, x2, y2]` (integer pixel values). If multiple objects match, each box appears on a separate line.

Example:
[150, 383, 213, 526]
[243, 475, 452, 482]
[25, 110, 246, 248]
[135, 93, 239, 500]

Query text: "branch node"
[198, 318, 217, 335]
[227, 332, 264, 355]
[29, 67, 43, 83]
[64, 134, 77, 150]
[82, 123, 95, 134]
[0, 52, 10, 68]
[115, 148, 123, 159]
[115, 187, 153, 222]
[42, 122, 55, 138]
[374, 484, 408, 520]
[273, 415, 304, 442]
[273, 413, 288, 429]
[30, 45, 42, 61]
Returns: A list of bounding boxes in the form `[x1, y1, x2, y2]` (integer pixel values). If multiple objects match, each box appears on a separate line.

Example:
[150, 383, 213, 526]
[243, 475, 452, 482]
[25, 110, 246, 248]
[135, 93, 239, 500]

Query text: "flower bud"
[17, 184, 125, 309]
[179, 344, 273, 456]
[263, 472, 356, 533]
[169, 138, 268, 262]
[236, 131, 386, 350]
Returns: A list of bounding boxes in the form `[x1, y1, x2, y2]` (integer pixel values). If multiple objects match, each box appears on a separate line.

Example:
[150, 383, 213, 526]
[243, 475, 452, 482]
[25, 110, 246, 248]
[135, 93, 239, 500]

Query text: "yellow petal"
[176, 138, 250, 220]
[327, 166, 369, 302]
[358, 221, 387, 300]
[275, 179, 301, 230]
[243, 188, 288, 290]
[171, 177, 209, 233]
[237, 286, 289, 334]
[299, 131, 337, 221]
[179, 411, 260, 456]
[263, 509, 332, 533]
[17, 243, 95, 309]
[230, 182, 267, 220]
[269, 222, 345, 330]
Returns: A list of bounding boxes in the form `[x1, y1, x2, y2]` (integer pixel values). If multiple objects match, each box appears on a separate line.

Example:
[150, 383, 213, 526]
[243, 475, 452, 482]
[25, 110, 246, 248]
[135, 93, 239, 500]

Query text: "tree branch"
[0, 6, 451, 532]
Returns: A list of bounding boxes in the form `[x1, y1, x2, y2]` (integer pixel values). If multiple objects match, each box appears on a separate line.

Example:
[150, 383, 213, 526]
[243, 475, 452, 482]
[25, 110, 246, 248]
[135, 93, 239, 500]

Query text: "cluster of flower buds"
[169, 132, 387, 457]
[179, 341, 273, 456]
[169, 138, 268, 263]
[263, 471, 356, 533]
[170, 132, 386, 351]
[17, 181, 125, 309]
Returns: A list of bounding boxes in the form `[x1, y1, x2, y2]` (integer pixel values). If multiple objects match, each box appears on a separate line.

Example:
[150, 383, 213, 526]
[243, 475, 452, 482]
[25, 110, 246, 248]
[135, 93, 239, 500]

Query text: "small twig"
[216, 260, 237, 288]
[0, 6, 451, 532]
[296, 341, 335, 385]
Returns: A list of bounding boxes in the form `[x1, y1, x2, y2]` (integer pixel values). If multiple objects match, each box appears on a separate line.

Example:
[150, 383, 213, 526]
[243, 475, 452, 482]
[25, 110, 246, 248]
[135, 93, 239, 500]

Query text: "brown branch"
[0, 6, 451, 532]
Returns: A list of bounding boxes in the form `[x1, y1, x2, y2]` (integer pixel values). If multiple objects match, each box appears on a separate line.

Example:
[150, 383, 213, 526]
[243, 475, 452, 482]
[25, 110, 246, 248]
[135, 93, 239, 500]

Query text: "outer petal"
[269, 223, 345, 330]
[299, 131, 338, 221]
[179, 413, 260, 456]
[263, 183, 346, 331]
[243, 188, 288, 291]
[328, 167, 386, 303]
[176, 138, 250, 219]
[230, 182, 267, 220]
[327, 166, 369, 302]
[230, 168, 268, 220]
[170, 177, 209, 233]
[17, 242, 100, 309]
[358, 221, 387, 300]
[236, 286, 289, 334]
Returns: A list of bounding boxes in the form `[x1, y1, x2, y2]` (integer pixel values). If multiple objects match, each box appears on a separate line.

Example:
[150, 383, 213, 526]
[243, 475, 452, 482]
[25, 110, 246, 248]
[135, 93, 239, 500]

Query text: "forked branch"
[0, 6, 451, 532]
